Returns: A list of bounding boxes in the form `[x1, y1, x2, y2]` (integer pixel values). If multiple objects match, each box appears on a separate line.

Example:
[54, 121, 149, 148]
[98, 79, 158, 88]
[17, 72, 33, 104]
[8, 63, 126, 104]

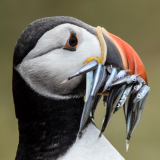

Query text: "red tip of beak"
[107, 32, 148, 84]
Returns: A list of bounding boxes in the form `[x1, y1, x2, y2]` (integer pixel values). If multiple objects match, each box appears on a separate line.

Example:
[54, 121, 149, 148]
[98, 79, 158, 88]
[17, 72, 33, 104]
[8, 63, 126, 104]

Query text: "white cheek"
[17, 50, 85, 99]
[77, 31, 101, 60]
[16, 24, 101, 99]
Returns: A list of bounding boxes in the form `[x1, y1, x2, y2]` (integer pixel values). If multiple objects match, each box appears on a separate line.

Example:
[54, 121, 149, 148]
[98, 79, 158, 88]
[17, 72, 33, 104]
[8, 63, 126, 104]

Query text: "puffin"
[13, 16, 149, 160]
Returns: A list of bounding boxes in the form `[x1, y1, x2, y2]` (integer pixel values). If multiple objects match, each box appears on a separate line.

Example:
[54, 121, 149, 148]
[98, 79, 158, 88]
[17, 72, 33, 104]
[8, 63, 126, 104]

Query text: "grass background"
[0, 0, 160, 159]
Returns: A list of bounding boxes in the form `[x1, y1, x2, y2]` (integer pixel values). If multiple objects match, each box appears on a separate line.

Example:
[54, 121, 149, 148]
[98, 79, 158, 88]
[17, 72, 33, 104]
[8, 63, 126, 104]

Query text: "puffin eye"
[63, 31, 78, 51]
[68, 36, 78, 47]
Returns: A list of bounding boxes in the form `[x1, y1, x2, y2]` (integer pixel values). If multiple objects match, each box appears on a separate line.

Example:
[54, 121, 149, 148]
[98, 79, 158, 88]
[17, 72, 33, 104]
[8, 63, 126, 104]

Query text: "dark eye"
[63, 33, 78, 51]
[68, 36, 78, 47]
[119, 75, 123, 78]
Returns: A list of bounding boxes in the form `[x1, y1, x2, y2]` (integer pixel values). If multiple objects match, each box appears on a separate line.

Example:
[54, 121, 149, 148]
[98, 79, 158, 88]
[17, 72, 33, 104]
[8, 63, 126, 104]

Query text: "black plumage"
[13, 16, 93, 160]
[13, 69, 91, 160]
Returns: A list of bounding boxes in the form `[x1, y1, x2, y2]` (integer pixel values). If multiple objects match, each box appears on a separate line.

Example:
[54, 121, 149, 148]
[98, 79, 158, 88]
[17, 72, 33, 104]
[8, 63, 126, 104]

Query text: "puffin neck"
[13, 69, 89, 160]
[15, 98, 86, 160]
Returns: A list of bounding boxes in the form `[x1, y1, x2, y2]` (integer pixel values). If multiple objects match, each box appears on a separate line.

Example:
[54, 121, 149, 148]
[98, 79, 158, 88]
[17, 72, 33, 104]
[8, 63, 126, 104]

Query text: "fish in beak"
[63, 26, 150, 151]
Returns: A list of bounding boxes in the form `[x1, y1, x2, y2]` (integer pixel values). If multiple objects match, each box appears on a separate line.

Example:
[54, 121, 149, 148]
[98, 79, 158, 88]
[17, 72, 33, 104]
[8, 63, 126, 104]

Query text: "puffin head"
[14, 17, 101, 99]
[13, 16, 147, 101]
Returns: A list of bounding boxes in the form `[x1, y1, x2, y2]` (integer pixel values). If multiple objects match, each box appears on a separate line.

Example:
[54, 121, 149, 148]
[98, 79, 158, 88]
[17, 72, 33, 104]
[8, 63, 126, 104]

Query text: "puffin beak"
[62, 26, 148, 136]
[101, 28, 147, 84]
[79, 26, 148, 134]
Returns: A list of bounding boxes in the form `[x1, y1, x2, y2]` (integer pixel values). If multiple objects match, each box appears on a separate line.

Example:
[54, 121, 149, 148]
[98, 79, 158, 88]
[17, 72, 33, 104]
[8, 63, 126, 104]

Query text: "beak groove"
[101, 27, 148, 84]
[96, 26, 107, 64]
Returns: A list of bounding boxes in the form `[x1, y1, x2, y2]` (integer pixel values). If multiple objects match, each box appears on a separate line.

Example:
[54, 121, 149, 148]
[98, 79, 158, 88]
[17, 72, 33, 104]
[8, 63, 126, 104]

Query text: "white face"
[16, 23, 101, 99]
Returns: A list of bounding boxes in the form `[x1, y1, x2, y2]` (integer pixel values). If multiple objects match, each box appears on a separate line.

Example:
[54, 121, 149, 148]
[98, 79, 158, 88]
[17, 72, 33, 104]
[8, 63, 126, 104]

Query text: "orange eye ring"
[63, 33, 78, 51]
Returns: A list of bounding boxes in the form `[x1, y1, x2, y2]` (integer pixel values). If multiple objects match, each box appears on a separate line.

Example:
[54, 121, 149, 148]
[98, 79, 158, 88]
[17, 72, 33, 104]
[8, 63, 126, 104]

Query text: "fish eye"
[134, 86, 137, 89]
[132, 78, 136, 82]
[137, 94, 141, 98]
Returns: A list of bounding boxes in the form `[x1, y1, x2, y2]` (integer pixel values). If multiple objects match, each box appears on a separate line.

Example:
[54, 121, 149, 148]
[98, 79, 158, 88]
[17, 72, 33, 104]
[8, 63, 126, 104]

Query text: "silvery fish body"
[68, 59, 98, 80]
[110, 75, 137, 87]
[102, 67, 117, 93]
[131, 76, 146, 94]
[133, 85, 150, 103]
[113, 70, 128, 82]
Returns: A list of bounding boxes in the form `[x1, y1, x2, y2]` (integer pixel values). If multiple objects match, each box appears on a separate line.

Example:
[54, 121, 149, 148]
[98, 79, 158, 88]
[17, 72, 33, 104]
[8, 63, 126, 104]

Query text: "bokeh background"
[0, 0, 159, 159]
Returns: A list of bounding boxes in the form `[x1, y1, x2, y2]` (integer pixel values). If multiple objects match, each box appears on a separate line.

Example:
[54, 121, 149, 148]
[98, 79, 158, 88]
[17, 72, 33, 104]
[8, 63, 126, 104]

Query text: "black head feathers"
[13, 16, 95, 66]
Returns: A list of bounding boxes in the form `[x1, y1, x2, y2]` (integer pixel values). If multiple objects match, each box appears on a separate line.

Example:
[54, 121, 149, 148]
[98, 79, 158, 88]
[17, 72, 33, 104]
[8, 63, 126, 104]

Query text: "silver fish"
[95, 66, 107, 92]
[131, 76, 145, 94]
[126, 94, 138, 151]
[102, 67, 117, 93]
[62, 59, 98, 83]
[79, 64, 103, 134]
[99, 85, 126, 137]
[100, 87, 118, 137]
[123, 94, 131, 123]
[126, 89, 149, 151]
[132, 92, 149, 132]
[131, 84, 142, 94]
[113, 70, 129, 82]
[109, 75, 137, 87]
[106, 65, 112, 74]
[114, 84, 133, 112]
[133, 85, 150, 103]
[91, 95, 102, 120]
[85, 71, 93, 102]
[137, 76, 146, 84]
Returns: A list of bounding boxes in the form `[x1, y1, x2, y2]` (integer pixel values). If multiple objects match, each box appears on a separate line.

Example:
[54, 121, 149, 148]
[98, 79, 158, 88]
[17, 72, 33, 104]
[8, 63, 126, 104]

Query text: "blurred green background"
[0, 0, 159, 159]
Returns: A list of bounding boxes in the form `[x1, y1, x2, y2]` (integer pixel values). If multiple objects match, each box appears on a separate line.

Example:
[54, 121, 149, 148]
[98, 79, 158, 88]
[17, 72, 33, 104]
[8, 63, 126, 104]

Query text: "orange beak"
[101, 27, 148, 84]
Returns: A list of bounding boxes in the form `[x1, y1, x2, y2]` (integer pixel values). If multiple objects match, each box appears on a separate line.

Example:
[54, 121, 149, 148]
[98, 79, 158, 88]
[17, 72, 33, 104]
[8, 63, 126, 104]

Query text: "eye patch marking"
[63, 30, 78, 51]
